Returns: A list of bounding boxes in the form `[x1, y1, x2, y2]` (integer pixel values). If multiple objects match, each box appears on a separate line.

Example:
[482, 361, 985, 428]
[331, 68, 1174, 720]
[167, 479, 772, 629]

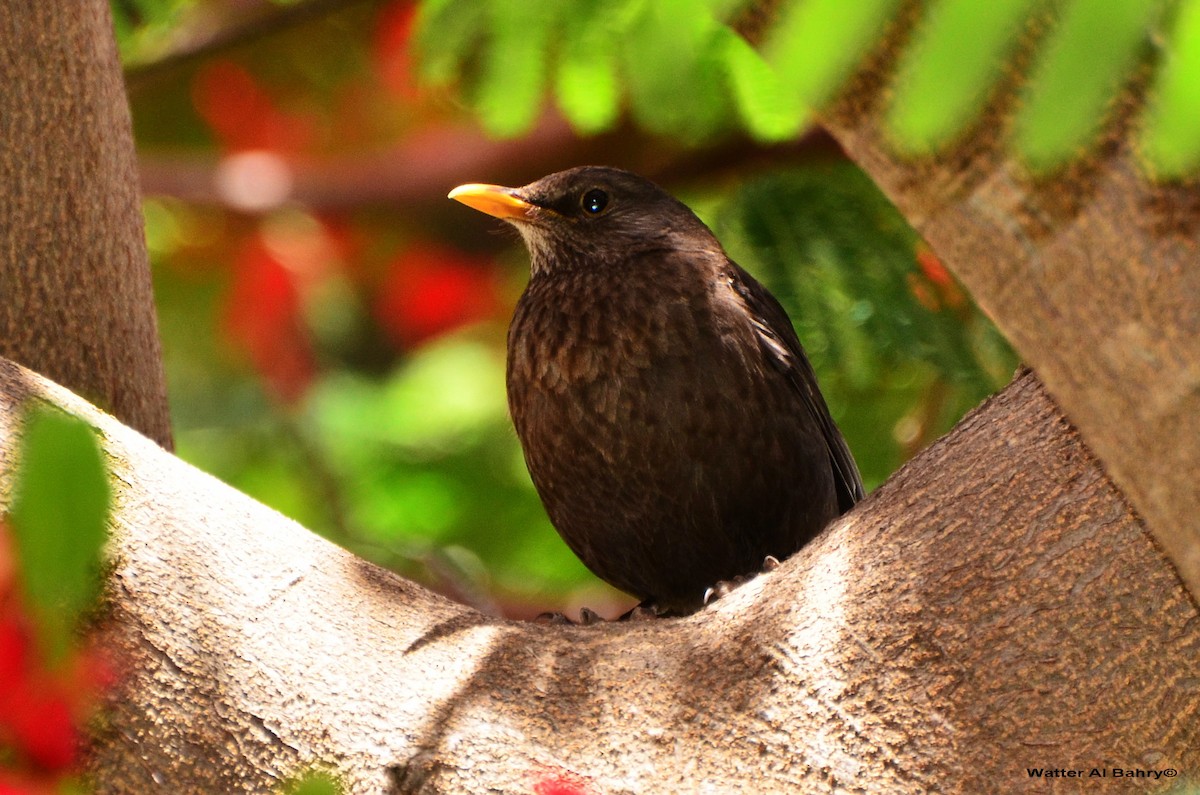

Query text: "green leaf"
[554, 1, 622, 135]
[1140, 0, 1200, 178]
[719, 28, 809, 141]
[111, 0, 193, 62]
[413, 0, 485, 87]
[765, 0, 902, 109]
[887, 0, 1042, 154]
[1017, 0, 1163, 173]
[110, 1, 135, 43]
[619, 0, 730, 142]
[9, 405, 111, 664]
[471, 0, 559, 137]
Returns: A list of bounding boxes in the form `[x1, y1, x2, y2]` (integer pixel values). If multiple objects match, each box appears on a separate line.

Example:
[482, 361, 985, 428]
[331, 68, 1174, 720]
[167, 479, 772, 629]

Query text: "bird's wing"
[725, 260, 865, 513]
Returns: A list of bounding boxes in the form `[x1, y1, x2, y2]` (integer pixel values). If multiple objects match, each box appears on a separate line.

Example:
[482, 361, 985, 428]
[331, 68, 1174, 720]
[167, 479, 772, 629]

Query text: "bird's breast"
[509, 271, 698, 387]
[506, 269, 771, 469]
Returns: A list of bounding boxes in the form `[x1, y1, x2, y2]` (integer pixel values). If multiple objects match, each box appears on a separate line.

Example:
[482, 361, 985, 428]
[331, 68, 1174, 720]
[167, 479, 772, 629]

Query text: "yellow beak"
[448, 183, 537, 220]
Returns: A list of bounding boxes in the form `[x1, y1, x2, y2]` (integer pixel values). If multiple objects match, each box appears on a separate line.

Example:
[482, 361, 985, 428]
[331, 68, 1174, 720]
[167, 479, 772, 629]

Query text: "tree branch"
[818, 22, 1200, 604]
[0, 357, 1177, 791]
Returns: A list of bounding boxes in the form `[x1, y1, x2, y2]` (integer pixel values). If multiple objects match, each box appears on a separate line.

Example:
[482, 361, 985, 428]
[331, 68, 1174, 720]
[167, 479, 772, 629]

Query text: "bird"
[449, 166, 863, 615]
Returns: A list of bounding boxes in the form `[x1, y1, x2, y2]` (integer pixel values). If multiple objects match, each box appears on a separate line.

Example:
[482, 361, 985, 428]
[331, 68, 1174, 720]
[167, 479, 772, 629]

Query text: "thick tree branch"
[818, 35, 1200, 603]
[0, 358, 1175, 792]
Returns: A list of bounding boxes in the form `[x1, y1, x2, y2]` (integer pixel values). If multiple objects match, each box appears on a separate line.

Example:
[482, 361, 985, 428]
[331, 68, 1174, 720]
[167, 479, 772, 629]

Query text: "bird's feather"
[727, 262, 865, 513]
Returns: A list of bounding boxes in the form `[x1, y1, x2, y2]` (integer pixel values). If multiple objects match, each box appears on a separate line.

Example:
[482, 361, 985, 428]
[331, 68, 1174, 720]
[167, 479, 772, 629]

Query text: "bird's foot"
[618, 600, 664, 621]
[533, 606, 606, 625]
[535, 599, 670, 624]
[702, 576, 748, 605]
[703, 555, 782, 606]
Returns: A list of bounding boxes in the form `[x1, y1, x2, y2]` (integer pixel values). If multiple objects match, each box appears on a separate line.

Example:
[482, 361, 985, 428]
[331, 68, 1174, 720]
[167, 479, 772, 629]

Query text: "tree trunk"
[0, 0, 172, 447]
[818, 31, 1200, 604]
[0, 359, 1163, 793]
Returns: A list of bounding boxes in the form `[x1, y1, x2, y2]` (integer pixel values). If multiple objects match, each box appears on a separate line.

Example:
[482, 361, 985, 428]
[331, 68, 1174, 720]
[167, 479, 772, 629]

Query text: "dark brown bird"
[449, 167, 863, 614]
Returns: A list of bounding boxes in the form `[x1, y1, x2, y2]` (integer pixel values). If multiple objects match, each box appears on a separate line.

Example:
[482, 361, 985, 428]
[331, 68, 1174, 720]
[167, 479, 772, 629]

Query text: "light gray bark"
[0, 360, 1171, 793]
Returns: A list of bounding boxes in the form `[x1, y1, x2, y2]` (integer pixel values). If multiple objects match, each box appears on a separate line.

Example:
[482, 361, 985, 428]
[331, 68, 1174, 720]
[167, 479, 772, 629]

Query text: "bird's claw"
[533, 606, 612, 625]
[627, 604, 660, 621]
[703, 556, 784, 606]
[703, 575, 746, 606]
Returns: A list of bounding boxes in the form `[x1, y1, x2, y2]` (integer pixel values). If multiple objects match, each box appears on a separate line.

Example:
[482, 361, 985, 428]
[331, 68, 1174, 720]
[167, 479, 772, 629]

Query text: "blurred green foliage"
[1014, 0, 1164, 171]
[413, 0, 1197, 175]
[306, 337, 596, 595]
[715, 166, 1015, 486]
[110, 0, 191, 60]
[114, 0, 1200, 174]
[415, 0, 807, 142]
[887, 0, 1039, 154]
[1141, 0, 1200, 177]
[763, 0, 901, 109]
[10, 407, 110, 664]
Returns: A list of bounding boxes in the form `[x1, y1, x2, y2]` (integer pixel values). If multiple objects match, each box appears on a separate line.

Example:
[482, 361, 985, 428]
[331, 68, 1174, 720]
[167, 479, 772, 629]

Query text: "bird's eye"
[580, 188, 609, 215]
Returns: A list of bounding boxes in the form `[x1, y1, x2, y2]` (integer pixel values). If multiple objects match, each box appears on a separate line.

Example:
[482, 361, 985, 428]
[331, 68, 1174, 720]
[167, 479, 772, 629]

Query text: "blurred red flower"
[375, 245, 502, 348]
[373, 1, 420, 100]
[223, 237, 317, 404]
[0, 523, 115, 787]
[193, 60, 316, 153]
[911, 245, 967, 312]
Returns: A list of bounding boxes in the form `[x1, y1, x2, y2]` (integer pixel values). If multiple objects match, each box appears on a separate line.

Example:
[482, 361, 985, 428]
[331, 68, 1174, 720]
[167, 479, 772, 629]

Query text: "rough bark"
[818, 30, 1200, 605]
[0, 358, 1173, 793]
[0, 0, 172, 448]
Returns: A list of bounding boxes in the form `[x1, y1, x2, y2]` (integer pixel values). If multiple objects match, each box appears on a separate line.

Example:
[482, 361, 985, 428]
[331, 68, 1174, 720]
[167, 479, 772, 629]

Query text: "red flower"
[0, 522, 115, 786]
[0, 775, 56, 795]
[1, 690, 77, 772]
[913, 246, 966, 311]
[0, 610, 28, 691]
[222, 237, 317, 404]
[373, 1, 420, 100]
[0, 608, 77, 773]
[375, 245, 502, 348]
[193, 61, 315, 154]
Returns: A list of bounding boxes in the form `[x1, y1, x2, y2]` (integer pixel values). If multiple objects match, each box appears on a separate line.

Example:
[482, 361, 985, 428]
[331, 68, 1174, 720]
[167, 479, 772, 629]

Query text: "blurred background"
[116, 0, 1018, 618]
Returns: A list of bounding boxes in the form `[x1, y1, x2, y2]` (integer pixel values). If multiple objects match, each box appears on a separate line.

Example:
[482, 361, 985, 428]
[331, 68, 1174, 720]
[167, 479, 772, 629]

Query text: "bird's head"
[449, 166, 715, 276]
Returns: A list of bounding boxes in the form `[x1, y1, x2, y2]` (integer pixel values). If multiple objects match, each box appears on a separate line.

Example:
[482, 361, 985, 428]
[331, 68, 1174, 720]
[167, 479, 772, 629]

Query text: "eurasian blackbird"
[449, 166, 863, 614]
